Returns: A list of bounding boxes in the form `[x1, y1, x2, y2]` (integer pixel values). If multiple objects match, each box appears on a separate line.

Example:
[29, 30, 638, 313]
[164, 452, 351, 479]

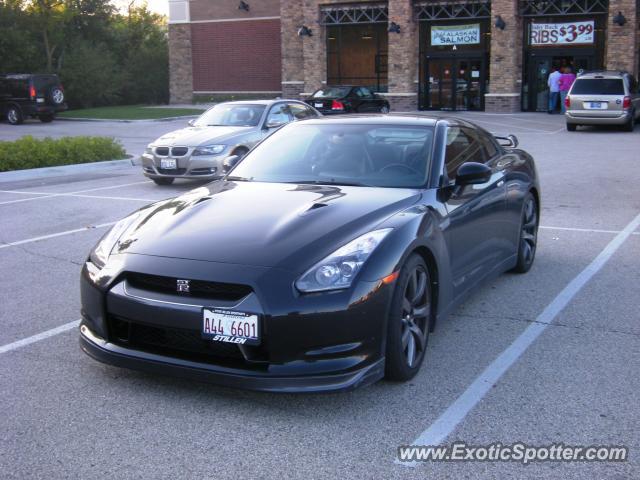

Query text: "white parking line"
[398, 211, 640, 468]
[0, 221, 116, 250]
[0, 180, 152, 205]
[64, 194, 154, 202]
[0, 320, 79, 354]
[540, 225, 640, 235]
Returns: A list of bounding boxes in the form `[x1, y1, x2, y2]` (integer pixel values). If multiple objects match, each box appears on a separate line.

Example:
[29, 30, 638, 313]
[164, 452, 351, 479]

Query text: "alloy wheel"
[7, 109, 18, 124]
[400, 266, 430, 367]
[520, 197, 538, 266]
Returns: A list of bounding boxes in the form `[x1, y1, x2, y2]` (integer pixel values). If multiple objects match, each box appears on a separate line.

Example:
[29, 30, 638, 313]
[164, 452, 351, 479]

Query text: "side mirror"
[264, 119, 286, 129]
[494, 134, 519, 148]
[187, 119, 196, 127]
[455, 162, 492, 186]
[222, 154, 240, 173]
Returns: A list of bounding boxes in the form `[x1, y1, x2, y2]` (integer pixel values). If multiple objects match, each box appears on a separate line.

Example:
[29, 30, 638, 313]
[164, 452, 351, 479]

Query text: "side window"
[266, 104, 292, 125]
[360, 87, 374, 98]
[477, 129, 498, 159]
[288, 103, 316, 120]
[444, 126, 486, 181]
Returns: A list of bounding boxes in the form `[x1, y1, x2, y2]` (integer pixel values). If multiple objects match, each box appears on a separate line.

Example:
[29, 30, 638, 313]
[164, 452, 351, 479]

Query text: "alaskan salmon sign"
[431, 24, 480, 46]
[530, 21, 595, 45]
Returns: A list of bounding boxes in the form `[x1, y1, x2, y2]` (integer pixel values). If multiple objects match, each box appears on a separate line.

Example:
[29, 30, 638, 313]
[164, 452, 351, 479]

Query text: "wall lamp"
[298, 25, 313, 37]
[494, 15, 506, 30]
[238, 1, 250, 12]
[612, 11, 626, 26]
[388, 22, 401, 34]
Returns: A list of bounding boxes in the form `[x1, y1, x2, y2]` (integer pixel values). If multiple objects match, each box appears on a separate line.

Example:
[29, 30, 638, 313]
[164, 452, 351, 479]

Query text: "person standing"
[547, 66, 561, 114]
[559, 67, 576, 113]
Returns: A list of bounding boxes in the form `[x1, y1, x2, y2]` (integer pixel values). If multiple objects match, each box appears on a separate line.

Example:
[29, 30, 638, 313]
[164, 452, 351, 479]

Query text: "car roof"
[216, 99, 307, 106]
[577, 70, 630, 79]
[295, 114, 443, 127]
[1, 73, 58, 79]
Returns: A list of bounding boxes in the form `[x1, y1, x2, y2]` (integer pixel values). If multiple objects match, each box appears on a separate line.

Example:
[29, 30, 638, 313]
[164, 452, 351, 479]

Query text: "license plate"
[314, 102, 324, 108]
[586, 102, 605, 109]
[160, 158, 177, 169]
[202, 308, 259, 345]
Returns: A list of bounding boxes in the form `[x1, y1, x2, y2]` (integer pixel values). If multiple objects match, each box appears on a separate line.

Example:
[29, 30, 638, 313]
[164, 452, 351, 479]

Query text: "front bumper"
[79, 255, 394, 392]
[141, 152, 225, 180]
[565, 111, 631, 125]
[80, 325, 385, 392]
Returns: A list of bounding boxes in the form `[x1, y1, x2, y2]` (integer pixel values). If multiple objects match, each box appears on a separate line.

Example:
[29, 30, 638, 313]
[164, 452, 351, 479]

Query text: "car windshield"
[228, 123, 434, 188]
[571, 79, 625, 95]
[194, 104, 266, 127]
[312, 87, 351, 98]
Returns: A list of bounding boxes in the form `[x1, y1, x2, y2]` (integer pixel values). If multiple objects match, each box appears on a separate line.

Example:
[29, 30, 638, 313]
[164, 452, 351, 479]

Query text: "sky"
[114, 0, 168, 17]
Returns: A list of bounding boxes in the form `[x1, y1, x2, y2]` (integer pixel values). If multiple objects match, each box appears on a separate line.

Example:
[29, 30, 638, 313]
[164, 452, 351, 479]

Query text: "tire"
[566, 123, 577, 131]
[152, 177, 175, 185]
[385, 253, 432, 382]
[6, 105, 23, 125]
[623, 113, 635, 132]
[232, 147, 249, 159]
[39, 114, 54, 123]
[511, 192, 538, 274]
[380, 105, 390, 114]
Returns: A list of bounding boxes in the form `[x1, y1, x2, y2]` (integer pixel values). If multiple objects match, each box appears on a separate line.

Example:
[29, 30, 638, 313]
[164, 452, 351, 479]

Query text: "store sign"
[530, 21, 595, 46]
[431, 24, 480, 46]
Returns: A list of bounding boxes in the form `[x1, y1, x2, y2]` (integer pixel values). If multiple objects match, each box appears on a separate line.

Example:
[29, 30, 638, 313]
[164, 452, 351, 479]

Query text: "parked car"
[0, 73, 67, 124]
[141, 100, 321, 185]
[565, 70, 640, 132]
[305, 86, 390, 114]
[80, 114, 540, 392]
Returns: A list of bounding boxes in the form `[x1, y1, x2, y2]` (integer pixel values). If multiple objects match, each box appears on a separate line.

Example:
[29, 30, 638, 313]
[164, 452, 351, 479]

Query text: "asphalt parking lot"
[1, 113, 639, 479]
[0, 117, 190, 156]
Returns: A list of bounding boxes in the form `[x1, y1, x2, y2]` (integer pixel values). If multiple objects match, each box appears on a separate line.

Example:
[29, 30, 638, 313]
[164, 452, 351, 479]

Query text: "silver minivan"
[565, 71, 640, 132]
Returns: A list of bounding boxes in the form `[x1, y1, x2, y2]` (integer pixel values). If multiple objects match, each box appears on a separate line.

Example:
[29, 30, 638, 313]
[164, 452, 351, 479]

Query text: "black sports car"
[79, 115, 540, 392]
[305, 86, 390, 114]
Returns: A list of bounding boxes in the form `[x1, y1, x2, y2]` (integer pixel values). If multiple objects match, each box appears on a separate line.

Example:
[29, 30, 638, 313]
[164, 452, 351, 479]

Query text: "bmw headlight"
[295, 229, 392, 293]
[192, 144, 226, 156]
[144, 144, 154, 154]
[89, 214, 139, 269]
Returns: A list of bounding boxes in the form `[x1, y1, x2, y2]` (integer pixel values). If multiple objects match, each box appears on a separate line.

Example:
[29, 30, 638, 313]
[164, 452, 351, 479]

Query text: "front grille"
[157, 168, 187, 175]
[127, 272, 253, 301]
[190, 167, 217, 175]
[107, 315, 244, 363]
[171, 146, 188, 157]
[155, 146, 169, 156]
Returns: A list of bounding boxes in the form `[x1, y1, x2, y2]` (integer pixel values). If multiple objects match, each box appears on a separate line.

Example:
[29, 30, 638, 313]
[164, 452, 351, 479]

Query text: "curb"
[57, 115, 201, 123]
[0, 157, 141, 183]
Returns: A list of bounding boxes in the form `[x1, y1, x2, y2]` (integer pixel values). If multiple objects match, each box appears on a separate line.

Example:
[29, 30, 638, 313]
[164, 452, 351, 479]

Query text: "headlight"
[192, 144, 226, 156]
[295, 229, 392, 293]
[89, 214, 139, 269]
[144, 144, 154, 154]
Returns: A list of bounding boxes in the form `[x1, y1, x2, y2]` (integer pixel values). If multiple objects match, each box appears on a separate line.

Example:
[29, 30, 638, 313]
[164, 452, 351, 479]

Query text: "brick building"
[169, 0, 639, 112]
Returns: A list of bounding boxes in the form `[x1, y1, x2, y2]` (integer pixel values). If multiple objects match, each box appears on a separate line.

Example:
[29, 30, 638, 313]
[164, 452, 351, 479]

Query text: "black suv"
[0, 74, 67, 125]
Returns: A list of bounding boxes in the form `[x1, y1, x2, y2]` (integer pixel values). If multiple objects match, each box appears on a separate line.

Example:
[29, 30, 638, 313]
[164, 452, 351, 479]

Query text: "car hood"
[153, 126, 253, 147]
[114, 181, 421, 268]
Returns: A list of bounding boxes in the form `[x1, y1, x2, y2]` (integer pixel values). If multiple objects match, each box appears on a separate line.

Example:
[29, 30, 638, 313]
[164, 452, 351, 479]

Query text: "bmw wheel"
[385, 254, 431, 381]
[512, 193, 538, 273]
[380, 105, 390, 114]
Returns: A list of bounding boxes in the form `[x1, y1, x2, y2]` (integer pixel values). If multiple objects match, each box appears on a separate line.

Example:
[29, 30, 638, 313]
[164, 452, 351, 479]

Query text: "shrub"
[0, 136, 127, 172]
